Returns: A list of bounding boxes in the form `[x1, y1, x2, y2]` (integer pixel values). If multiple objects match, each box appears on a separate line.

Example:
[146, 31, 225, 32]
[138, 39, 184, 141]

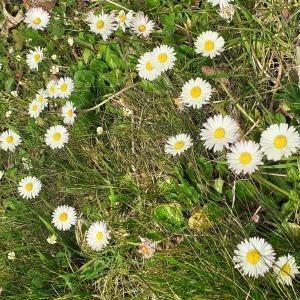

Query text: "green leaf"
[74, 70, 95, 88]
[153, 204, 185, 229]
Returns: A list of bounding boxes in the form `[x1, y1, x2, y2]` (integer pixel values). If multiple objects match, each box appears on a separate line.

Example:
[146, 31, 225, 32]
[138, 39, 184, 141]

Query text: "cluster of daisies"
[233, 237, 299, 285]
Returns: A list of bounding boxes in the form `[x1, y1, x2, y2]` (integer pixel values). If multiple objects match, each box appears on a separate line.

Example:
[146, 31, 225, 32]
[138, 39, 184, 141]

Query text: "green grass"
[0, 0, 300, 299]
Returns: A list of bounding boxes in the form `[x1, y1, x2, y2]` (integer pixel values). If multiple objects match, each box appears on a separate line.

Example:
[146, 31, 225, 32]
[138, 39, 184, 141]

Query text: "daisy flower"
[45, 125, 69, 149]
[200, 114, 239, 152]
[18, 176, 42, 199]
[208, 0, 232, 7]
[226, 141, 263, 175]
[195, 31, 225, 58]
[164, 134, 193, 156]
[35, 89, 48, 108]
[0, 129, 21, 152]
[131, 12, 155, 38]
[28, 100, 42, 118]
[138, 237, 156, 259]
[85, 11, 117, 41]
[57, 77, 74, 99]
[26, 46, 43, 70]
[137, 52, 161, 81]
[62, 101, 76, 125]
[273, 254, 299, 285]
[52, 205, 77, 231]
[24, 7, 50, 31]
[86, 221, 111, 251]
[233, 237, 275, 278]
[46, 80, 59, 99]
[180, 77, 212, 109]
[152, 45, 177, 72]
[260, 123, 300, 161]
[116, 10, 134, 32]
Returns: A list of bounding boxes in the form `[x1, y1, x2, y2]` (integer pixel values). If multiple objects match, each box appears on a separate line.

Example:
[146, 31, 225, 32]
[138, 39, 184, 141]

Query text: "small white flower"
[116, 10, 134, 32]
[97, 127, 104, 135]
[208, 0, 232, 7]
[260, 123, 300, 161]
[67, 37, 74, 46]
[5, 111, 12, 118]
[50, 65, 59, 75]
[137, 52, 161, 81]
[85, 11, 117, 41]
[62, 101, 76, 125]
[152, 45, 177, 72]
[11, 91, 18, 97]
[57, 77, 74, 99]
[180, 77, 212, 109]
[226, 141, 264, 175]
[200, 114, 239, 152]
[26, 46, 43, 70]
[24, 7, 50, 31]
[47, 234, 57, 244]
[28, 100, 42, 118]
[0, 129, 21, 152]
[46, 80, 59, 99]
[0, 170, 4, 180]
[233, 237, 275, 278]
[164, 133, 193, 156]
[131, 12, 155, 38]
[273, 254, 299, 285]
[18, 176, 42, 199]
[86, 221, 111, 251]
[138, 237, 156, 259]
[7, 251, 16, 260]
[195, 31, 225, 58]
[16, 55, 22, 62]
[45, 125, 69, 149]
[51, 54, 57, 60]
[35, 89, 48, 108]
[218, 3, 235, 21]
[52, 205, 77, 231]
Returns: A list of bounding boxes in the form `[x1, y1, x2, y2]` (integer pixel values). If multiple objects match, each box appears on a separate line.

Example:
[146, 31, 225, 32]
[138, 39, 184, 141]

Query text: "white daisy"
[18, 176, 42, 199]
[208, 0, 232, 6]
[46, 80, 59, 99]
[86, 221, 111, 251]
[116, 10, 134, 32]
[195, 31, 225, 58]
[260, 123, 300, 161]
[26, 46, 43, 70]
[45, 125, 69, 149]
[200, 114, 239, 152]
[226, 141, 263, 175]
[35, 89, 48, 108]
[52, 205, 77, 231]
[57, 77, 74, 99]
[273, 254, 299, 285]
[28, 100, 42, 118]
[24, 7, 50, 31]
[180, 77, 212, 109]
[62, 101, 76, 125]
[85, 11, 117, 41]
[152, 45, 177, 72]
[164, 133, 193, 156]
[0, 129, 21, 152]
[137, 52, 161, 81]
[131, 12, 155, 38]
[233, 237, 275, 278]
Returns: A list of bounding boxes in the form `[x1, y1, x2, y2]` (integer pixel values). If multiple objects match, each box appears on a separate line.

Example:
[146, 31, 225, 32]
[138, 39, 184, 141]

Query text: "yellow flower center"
[96, 20, 105, 29]
[34, 54, 41, 62]
[53, 132, 61, 141]
[119, 15, 126, 22]
[49, 86, 56, 94]
[6, 136, 14, 144]
[174, 141, 185, 150]
[214, 127, 225, 139]
[60, 83, 68, 93]
[280, 263, 291, 277]
[32, 105, 38, 112]
[145, 61, 153, 71]
[59, 212, 68, 222]
[138, 24, 146, 32]
[190, 86, 202, 99]
[239, 152, 252, 165]
[204, 40, 215, 51]
[246, 249, 261, 265]
[33, 17, 41, 25]
[273, 135, 287, 149]
[96, 231, 104, 241]
[158, 53, 168, 63]
[66, 109, 73, 118]
[141, 245, 151, 256]
[25, 183, 33, 192]
[38, 95, 44, 103]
